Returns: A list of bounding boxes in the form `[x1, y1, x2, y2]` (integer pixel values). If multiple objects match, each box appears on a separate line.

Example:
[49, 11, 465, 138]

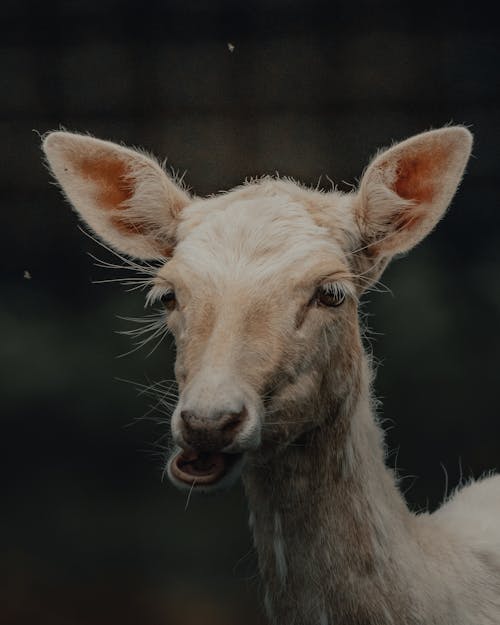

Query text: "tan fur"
[43, 126, 500, 624]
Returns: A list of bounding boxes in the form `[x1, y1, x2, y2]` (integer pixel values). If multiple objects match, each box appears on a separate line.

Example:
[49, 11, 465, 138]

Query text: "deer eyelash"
[146, 284, 174, 308]
[320, 279, 356, 301]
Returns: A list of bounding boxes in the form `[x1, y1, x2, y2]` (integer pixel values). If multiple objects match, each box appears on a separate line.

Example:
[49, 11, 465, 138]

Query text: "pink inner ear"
[77, 154, 134, 210]
[392, 143, 448, 204]
[76, 154, 151, 237]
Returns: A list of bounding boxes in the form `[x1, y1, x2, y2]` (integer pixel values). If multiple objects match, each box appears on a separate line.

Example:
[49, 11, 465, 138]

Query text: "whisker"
[185, 478, 197, 511]
[80, 226, 162, 273]
[116, 376, 178, 400]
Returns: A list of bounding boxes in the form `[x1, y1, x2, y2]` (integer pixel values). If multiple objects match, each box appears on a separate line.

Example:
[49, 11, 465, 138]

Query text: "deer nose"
[180, 408, 246, 451]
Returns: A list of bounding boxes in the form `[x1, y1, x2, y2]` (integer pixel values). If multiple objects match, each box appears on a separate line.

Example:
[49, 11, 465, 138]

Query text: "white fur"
[174, 195, 347, 286]
[44, 126, 497, 625]
[264, 591, 274, 621]
[357, 127, 473, 257]
[43, 131, 189, 259]
[273, 513, 287, 587]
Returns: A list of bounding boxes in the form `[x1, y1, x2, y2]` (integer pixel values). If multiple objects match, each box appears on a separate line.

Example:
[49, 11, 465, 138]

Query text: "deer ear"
[355, 127, 472, 271]
[43, 132, 190, 259]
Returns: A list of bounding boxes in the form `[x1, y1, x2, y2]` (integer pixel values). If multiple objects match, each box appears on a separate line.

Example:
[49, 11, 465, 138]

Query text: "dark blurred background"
[2, 1, 500, 623]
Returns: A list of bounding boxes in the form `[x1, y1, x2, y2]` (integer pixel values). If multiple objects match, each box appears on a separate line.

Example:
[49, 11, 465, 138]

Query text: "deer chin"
[167, 448, 245, 492]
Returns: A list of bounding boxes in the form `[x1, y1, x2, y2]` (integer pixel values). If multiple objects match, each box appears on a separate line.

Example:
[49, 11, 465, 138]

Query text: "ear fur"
[43, 131, 190, 259]
[353, 126, 472, 282]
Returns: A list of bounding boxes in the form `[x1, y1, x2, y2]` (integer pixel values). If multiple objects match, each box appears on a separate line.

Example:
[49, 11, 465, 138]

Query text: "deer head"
[43, 127, 472, 491]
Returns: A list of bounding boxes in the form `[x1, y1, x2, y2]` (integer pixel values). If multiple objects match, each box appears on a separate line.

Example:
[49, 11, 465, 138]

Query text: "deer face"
[43, 126, 472, 491]
[154, 189, 362, 488]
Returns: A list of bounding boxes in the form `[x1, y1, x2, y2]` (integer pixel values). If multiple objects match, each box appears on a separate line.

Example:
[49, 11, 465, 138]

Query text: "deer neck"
[242, 355, 415, 625]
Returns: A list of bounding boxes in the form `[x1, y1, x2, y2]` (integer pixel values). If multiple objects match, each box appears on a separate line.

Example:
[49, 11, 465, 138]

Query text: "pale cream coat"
[43, 126, 500, 624]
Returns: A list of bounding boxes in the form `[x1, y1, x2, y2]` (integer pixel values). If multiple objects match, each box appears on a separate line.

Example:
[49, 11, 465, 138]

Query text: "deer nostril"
[179, 407, 247, 451]
[219, 407, 247, 432]
[180, 410, 198, 426]
[181, 408, 246, 431]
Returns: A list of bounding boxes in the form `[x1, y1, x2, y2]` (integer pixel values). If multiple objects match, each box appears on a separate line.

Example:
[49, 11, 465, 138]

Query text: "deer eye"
[160, 290, 176, 311]
[316, 282, 346, 308]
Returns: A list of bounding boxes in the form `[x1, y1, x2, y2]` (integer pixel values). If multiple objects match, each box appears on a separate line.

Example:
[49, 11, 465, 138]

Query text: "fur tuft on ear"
[355, 126, 472, 265]
[43, 131, 190, 259]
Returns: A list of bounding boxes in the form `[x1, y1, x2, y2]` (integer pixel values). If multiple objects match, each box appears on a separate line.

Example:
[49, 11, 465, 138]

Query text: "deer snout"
[180, 407, 247, 452]
[169, 390, 262, 488]
[172, 372, 263, 456]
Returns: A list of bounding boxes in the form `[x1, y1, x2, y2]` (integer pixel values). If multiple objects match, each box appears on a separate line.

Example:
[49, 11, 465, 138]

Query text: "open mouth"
[169, 449, 244, 488]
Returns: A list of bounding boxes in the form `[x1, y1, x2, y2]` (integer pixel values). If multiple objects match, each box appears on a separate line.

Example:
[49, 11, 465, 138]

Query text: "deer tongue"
[171, 449, 228, 485]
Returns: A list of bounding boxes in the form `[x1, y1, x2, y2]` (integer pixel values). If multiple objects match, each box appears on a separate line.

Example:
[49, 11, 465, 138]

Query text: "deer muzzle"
[167, 376, 262, 490]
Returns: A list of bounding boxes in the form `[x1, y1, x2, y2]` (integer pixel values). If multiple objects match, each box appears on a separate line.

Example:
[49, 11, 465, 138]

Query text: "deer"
[42, 126, 500, 625]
